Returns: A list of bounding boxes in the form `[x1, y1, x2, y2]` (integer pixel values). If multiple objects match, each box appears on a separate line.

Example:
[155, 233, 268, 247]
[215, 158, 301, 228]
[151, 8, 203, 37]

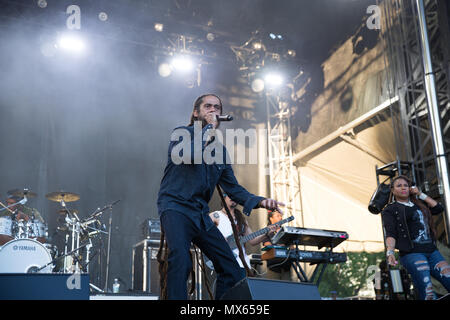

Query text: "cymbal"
[46, 191, 80, 203]
[7, 188, 37, 198]
[57, 209, 79, 215]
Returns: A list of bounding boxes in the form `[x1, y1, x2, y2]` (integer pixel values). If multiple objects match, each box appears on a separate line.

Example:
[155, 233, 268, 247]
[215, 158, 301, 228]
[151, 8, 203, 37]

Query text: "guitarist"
[209, 193, 278, 272]
[263, 209, 293, 281]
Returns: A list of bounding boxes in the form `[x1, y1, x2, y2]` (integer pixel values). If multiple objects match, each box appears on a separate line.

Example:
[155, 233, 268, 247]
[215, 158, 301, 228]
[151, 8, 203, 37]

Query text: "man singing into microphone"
[157, 93, 284, 300]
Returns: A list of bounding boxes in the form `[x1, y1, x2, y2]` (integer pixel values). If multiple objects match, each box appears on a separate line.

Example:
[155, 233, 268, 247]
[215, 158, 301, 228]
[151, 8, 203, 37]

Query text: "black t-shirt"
[399, 202, 440, 256]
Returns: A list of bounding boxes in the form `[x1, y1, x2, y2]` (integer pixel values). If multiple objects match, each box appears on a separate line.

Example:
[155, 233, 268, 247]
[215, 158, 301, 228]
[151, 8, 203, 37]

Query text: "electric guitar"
[204, 215, 295, 270]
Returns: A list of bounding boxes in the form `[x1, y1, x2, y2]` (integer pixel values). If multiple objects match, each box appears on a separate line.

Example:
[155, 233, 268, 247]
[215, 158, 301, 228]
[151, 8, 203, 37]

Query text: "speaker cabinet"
[220, 277, 321, 300]
[131, 239, 160, 294]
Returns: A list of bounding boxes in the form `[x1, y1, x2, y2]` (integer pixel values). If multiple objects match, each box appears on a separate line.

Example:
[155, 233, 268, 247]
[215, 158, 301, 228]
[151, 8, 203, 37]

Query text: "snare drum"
[0, 216, 13, 245]
[0, 238, 53, 273]
[30, 221, 48, 243]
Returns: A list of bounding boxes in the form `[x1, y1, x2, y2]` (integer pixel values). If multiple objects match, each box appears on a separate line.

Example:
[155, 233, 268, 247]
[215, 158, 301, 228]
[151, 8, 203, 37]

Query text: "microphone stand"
[216, 186, 254, 277]
[103, 206, 113, 292]
[103, 200, 120, 292]
[89, 199, 121, 219]
[33, 243, 88, 273]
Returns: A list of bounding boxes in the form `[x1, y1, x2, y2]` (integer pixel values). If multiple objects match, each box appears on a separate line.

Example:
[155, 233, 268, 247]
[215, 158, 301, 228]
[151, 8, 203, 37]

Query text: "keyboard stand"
[290, 240, 331, 286]
[291, 240, 309, 282]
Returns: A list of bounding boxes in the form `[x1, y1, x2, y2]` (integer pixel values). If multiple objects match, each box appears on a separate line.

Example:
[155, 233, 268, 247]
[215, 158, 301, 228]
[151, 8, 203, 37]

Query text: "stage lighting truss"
[155, 34, 210, 87]
[230, 31, 305, 222]
[231, 30, 300, 96]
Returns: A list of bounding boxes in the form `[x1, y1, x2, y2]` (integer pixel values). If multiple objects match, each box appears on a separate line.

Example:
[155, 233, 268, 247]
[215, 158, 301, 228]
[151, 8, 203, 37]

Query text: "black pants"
[160, 210, 245, 300]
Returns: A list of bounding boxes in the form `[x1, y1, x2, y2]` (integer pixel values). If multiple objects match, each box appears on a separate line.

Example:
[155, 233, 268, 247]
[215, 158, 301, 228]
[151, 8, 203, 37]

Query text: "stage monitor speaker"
[220, 277, 321, 300]
[131, 239, 160, 294]
[0, 273, 89, 300]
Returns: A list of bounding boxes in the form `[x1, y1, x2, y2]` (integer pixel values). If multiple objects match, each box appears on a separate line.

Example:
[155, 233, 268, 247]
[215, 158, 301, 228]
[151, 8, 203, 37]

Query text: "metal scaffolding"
[382, 0, 450, 242]
[265, 93, 302, 224]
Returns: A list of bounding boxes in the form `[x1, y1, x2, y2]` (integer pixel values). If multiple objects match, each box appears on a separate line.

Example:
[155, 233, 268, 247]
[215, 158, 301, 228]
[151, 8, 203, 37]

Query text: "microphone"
[217, 115, 233, 122]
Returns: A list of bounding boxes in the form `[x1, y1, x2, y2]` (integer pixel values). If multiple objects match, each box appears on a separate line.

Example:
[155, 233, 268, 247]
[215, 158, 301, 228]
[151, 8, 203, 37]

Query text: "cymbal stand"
[63, 233, 70, 272]
[61, 199, 83, 273]
[67, 215, 82, 272]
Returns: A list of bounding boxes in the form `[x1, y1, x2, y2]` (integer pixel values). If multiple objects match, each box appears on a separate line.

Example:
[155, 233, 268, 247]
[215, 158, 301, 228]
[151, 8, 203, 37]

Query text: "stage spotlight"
[158, 63, 172, 77]
[154, 23, 164, 32]
[56, 34, 86, 54]
[171, 56, 194, 72]
[37, 0, 47, 8]
[287, 49, 296, 57]
[368, 182, 391, 214]
[252, 42, 262, 50]
[251, 78, 265, 93]
[269, 33, 283, 40]
[98, 12, 108, 22]
[264, 73, 284, 87]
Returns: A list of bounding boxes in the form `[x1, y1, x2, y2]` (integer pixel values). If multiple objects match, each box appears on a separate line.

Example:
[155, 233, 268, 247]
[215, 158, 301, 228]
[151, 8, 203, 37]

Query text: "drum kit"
[0, 188, 117, 286]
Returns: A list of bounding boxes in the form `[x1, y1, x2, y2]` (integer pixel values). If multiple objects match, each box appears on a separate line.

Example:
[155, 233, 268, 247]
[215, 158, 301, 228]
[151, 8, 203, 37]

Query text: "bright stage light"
[158, 63, 172, 77]
[251, 78, 265, 92]
[154, 23, 164, 32]
[37, 0, 47, 8]
[252, 42, 262, 50]
[171, 56, 194, 72]
[98, 12, 108, 22]
[264, 73, 284, 87]
[269, 33, 283, 40]
[56, 34, 86, 54]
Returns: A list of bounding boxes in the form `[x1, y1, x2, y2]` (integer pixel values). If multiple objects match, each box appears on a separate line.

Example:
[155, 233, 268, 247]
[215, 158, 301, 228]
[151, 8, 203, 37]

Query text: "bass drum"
[0, 238, 53, 273]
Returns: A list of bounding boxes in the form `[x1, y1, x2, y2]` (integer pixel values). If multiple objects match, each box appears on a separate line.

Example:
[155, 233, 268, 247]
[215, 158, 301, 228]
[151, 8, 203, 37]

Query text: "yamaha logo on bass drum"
[13, 245, 37, 251]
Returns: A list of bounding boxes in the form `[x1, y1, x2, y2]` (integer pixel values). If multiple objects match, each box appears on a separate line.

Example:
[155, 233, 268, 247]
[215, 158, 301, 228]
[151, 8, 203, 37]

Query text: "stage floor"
[90, 293, 159, 300]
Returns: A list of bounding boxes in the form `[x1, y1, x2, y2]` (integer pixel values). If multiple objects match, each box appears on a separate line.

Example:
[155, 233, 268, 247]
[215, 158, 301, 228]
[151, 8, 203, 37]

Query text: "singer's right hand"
[205, 112, 219, 129]
[259, 198, 285, 215]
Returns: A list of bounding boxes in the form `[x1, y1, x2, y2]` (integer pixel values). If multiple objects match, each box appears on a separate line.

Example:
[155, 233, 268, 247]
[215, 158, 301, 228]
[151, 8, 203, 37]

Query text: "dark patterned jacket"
[381, 201, 444, 252]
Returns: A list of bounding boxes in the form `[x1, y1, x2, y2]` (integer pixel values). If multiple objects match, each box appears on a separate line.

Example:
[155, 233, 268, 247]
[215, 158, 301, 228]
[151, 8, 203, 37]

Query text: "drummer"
[3, 194, 47, 243]
[4, 195, 45, 223]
